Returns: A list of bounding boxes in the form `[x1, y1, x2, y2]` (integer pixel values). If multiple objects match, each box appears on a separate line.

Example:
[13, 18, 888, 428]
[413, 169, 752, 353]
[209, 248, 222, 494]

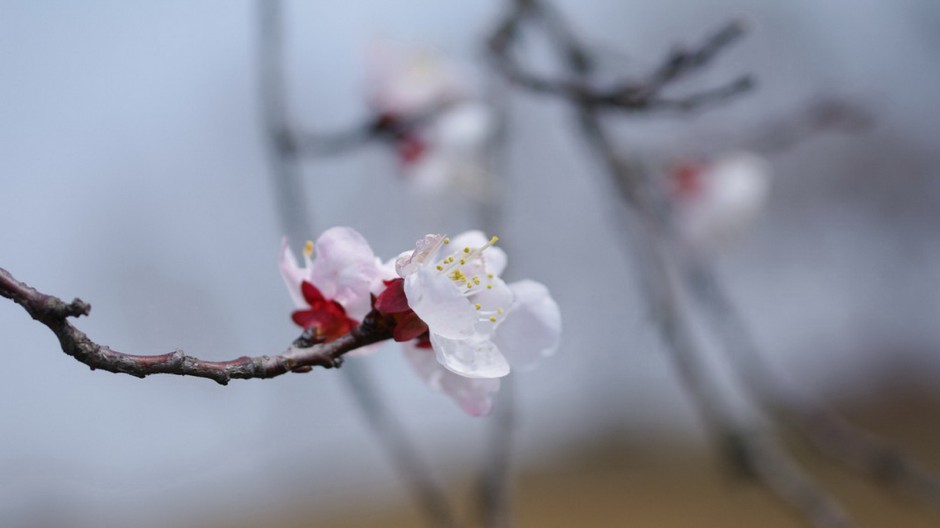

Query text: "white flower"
[672, 151, 772, 250]
[394, 231, 562, 415]
[365, 42, 497, 199]
[366, 41, 466, 117]
[400, 278, 561, 416]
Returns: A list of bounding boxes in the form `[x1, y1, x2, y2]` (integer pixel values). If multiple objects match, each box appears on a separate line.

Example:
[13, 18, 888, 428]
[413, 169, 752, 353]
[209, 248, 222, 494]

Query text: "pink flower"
[280, 227, 394, 342]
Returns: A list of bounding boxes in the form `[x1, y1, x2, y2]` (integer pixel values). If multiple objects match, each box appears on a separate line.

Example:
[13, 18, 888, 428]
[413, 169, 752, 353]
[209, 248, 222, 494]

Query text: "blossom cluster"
[280, 227, 561, 416]
[365, 42, 496, 200]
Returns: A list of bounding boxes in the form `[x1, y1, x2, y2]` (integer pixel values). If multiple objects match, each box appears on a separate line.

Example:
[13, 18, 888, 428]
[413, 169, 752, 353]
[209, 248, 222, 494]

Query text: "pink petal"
[403, 344, 500, 417]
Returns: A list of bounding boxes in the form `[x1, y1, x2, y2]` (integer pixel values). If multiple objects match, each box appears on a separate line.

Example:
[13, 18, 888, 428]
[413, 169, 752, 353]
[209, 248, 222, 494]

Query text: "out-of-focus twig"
[748, 98, 873, 155]
[489, 2, 857, 526]
[685, 259, 940, 513]
[488, 2, 753, 115]
[257, 3, 459, 526]
[475, 71, 516, 528]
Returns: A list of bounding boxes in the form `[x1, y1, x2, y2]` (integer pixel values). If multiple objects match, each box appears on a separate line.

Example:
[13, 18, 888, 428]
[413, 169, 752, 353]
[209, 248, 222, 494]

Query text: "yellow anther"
[487, 273, 493, 279]
[497, 307, 504, 314]
[487, 284, 493, 289]
[459, 259, 466, 265]
[473, 276, 480, 285]
[443, 237, 450, 244]
[436, 265, 443, 271]
[474, 303, 481, 310]
[489, 316, 497, 322]
[463, 247, 470, 254]
[303, 241, 314, 257]
[490, 235, 499, 244]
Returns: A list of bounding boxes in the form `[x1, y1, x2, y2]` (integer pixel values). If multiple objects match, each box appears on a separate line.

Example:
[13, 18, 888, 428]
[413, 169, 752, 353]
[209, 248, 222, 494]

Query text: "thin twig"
[0, 266, 389, 384]
[747, 98, 873, 155]
[256, 2, 460, 526]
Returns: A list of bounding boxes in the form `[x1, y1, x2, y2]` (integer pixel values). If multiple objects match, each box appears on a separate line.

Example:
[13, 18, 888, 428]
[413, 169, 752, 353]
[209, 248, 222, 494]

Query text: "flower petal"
[375, 278, 411, 314]
[430, 333, 510, 379]
[395, 234, 445, 277]
[448, 230, 507, 276]
[310, 227, 388, 321]
[279, 238, 310, 309]
[404, 263, 479, 339]
[403, 344, 501, 416]
[493, 280, 562, 372]
[301, 281, 326, 306]
[393, 311, 429, 342]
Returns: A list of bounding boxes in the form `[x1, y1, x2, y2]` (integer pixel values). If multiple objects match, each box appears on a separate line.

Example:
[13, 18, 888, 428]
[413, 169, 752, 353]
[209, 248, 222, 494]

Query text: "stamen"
[497, 308, 504, 314]
[489, 316, 497, 322]
[443, 237, 450, 244]
[463, 247, 470, 254]
[474, 304, 481, 310]
[303, 241, 314, 257]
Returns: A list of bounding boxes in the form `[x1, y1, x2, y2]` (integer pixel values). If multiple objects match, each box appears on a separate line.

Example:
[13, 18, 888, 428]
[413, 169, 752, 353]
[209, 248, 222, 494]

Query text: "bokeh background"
[1, 0, 939, 526]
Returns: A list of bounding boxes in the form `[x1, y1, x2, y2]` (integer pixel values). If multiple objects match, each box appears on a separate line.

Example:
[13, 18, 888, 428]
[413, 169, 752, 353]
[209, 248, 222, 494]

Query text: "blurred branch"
[685, 260, 940, 513]
[0, 266, 391, 384]
[476, 73, 516, 527]
[478, 379, 517, 528]
[748, 98, 873, 154]
[488, 1, 754, 114]
[257, 3, 460, 527]
[489, 2, 856, 526]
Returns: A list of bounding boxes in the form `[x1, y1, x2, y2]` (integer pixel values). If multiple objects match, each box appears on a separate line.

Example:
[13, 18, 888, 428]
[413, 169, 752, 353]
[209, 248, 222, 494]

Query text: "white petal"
[471, 276, 514, 336]
[682, 151, 771, 249]
[431, 333, 510, 378]
[406, 153, 456, 195]
[395, 234, 444, 277]
[403, 344, 501, 416]
[279, 238, 310, 309]
[493, 280, 562, 372]
[430, 102, 494, 151]
[310, 227, 385, 321]
[365, 41, 465, 116]
[447, 230, 507, 276]
[448, 230, 488, 252]
[404, 264, 478, 339]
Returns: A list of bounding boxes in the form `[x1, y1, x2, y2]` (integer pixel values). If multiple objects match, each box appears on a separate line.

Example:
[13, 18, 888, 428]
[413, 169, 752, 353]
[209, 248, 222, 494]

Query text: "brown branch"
[0, 266, 392, 385]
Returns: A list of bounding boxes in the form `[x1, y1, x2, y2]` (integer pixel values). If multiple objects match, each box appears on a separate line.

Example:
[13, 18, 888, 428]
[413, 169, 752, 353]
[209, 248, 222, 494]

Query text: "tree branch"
[489, 2, 856, 526]
[488, 2, 753, 115]
[0, 266, 391, 385]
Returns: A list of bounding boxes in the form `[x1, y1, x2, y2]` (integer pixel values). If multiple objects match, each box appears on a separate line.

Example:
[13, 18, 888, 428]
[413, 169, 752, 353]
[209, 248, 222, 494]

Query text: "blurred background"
[1, 0, 939, 526]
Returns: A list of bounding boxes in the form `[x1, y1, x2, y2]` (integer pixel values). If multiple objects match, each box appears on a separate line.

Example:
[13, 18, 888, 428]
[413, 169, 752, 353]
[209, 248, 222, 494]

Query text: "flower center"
[434, 235, 506, 324]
